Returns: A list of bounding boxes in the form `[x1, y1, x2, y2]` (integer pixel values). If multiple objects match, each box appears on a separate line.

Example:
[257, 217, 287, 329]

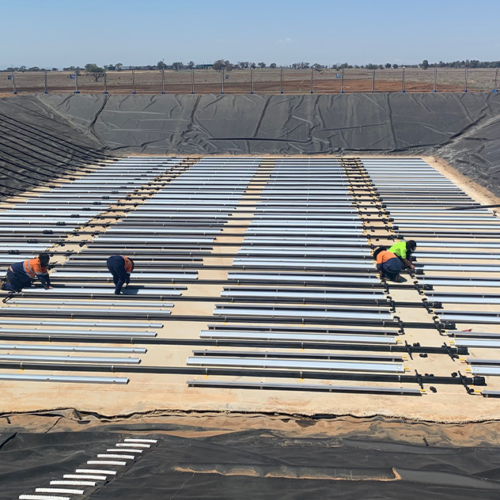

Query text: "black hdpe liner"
[2, 428, 500, 500]
[2, 92, 500, 198]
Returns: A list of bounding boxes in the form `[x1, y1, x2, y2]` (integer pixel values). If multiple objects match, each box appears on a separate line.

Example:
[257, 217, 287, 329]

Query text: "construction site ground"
[0, 154, 499, 423]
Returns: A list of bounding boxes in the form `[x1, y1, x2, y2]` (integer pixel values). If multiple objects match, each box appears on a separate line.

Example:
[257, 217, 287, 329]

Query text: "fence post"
[280, 68, 284, 94]
[371, 69, 375, 93]
[44, 70, 48, 94]
[433, 67, 437, 92]
[103, 72, 108, 94]
[463, 67, 468, 92]
[191, 69, 195, 94]
[74, 72, 79, 93]
[494, 68, 499, 92]
[310, 68, 314, 94]
[341, 68, 344, 93]
[161, 69, 165, 94]
[401, 67, 406, 93]
[132, 69, 136, 94]
[250, 68, 254, 94]
[11, 72, 17, 94]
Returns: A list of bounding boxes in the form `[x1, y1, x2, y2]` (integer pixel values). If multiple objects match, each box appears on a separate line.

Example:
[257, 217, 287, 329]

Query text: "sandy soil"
[5, 409, 500, 448]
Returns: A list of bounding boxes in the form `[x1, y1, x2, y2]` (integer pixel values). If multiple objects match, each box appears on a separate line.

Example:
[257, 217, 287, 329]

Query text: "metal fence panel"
[223, 69, 252, 94]
[313, 70, 343, 93]
[10, 71, 46, 93]
[0, 73, 13, 92]
[2, 68, 499, 95]
[467, 69, 498, 92]
[105, 70, 134, 93]
[341, 69, 372, 93]
[434, 69, 467, 93]
[193, 70, 221, 94]
[251, 70, 282, 94]
[47, 71, 78, 92]
[134, 70, 163, 93]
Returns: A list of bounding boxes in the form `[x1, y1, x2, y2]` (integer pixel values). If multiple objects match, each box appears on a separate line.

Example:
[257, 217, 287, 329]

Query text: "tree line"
[4, 59, 500, 73]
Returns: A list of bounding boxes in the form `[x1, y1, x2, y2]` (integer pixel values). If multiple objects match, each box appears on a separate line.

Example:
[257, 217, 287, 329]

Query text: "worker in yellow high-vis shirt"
[389, 240, 417, 271]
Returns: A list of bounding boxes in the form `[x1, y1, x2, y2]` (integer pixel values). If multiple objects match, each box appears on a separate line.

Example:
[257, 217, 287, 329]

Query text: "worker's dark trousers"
[107, 256, 128, 294]
[398, 256, 412, 270]
[381, 257, 403, 281]
[2, 269, 31, 292]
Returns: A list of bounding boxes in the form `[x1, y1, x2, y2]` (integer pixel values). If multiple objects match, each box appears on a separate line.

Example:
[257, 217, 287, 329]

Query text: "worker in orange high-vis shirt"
[373, 246, 404, 282]
[2, 253, 52, 292]
[106, 255, 135, 295]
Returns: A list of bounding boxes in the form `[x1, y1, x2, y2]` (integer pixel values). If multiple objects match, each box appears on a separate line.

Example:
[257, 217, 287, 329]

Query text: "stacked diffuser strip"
[362, 158, 500, 387]
[188, 158, 420, 394]
[0, 157, 187, 383]
[0, 157, 184, 270]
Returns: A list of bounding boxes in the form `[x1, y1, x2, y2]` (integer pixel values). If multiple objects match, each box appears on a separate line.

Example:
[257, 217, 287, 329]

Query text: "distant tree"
[115, 63, 123, 71]
[270, 63, 277, 69]
[250, 62, 256, 69]
[378, 64, 384, 70]
[258, 62, 266, 69]
[84, 63, 103, 72]
[213, 59, 226, 72]
[19, 66, 27, 72]
[393, 63, 399, 69]
[105, 64, 116, 71]
[421, 59, 429, 70]
[28, 66, 41, 72]
[385, 63, 392, 69]
[312, 63, 322, 71]
[365, 63, 377, 70]
[52, 67, 58, 72]
[172, 62, 184, 71]
[157, 61, 167, 70]
[85, 63, 105, 82]
[187, 61, 195, 69]
[239, 61, 249, 69]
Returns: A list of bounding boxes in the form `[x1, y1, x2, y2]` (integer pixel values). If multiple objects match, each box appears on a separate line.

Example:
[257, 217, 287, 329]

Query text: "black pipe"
[0, 360, 483, 386]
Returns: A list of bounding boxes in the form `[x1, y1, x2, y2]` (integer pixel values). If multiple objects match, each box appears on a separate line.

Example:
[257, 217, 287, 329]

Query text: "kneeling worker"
[389, 240, 417, 270]
[373, 247, 403, 282]
[107, 255, 134, 295]
[2, 253, 53, 292]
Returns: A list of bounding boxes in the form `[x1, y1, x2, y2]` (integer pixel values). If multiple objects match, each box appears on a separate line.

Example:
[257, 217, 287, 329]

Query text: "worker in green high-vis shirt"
[389, 240, 417, 271]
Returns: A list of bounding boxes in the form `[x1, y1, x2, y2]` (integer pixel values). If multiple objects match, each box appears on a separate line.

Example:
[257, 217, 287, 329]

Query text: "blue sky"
[2, 0, 498, 69]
